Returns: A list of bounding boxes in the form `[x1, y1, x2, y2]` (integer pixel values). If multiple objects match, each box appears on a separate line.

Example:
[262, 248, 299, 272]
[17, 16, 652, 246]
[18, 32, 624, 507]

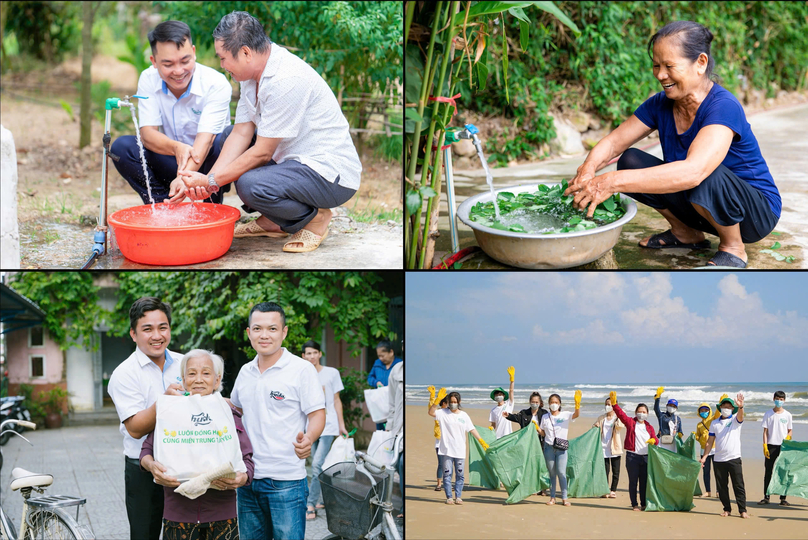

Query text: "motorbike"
[0, 397, 32, 446]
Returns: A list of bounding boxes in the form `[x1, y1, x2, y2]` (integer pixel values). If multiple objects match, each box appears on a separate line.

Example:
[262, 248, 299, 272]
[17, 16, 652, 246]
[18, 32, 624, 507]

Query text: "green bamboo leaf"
[508, 6, 530, 23]
[406, 189, 422, 216]
[529, 1, 580, 34]
[476, 61, 489, 91]
[420, 186, 438, 198]
[452, 1, 535, 26]
[405, 108, 423, 123]
[502, 14, 509, 104]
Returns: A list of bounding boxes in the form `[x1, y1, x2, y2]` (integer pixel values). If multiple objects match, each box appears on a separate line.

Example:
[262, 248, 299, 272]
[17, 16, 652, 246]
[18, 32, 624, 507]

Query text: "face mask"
[774, 400, 784, 408]
[450, 403, 459, 411]
[699, 411, 709, 419]
[666, 406, 676, 414]
[605, 405, 613, 413]
[530, 403, 540, 410]
[549, 403, 560, 412]
[495, 396, 504, 404]
[721, 408, 732, 417]
[636, 412, 647, 421]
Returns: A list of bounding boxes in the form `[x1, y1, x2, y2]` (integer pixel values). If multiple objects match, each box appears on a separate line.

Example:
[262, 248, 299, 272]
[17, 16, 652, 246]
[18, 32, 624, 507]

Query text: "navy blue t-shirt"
[634, 83, 780, 217]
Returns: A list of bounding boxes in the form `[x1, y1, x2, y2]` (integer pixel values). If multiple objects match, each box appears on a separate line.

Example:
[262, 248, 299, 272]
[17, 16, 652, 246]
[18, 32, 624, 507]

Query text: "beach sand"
[405, 405, 806, 539]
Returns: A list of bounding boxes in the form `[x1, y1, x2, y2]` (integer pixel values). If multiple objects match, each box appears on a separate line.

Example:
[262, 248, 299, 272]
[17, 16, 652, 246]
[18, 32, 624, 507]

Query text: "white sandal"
[234, 220, 289, 238]
[283, 228, 329, 253]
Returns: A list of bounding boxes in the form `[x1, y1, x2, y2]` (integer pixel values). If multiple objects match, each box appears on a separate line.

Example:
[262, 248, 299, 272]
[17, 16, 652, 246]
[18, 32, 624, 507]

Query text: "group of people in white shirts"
[426, 367, 796, 519]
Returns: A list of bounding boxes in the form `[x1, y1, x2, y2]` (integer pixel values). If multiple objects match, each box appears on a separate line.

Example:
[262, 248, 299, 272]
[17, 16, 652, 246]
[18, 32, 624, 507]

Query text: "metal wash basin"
[457, 183, 637, 269]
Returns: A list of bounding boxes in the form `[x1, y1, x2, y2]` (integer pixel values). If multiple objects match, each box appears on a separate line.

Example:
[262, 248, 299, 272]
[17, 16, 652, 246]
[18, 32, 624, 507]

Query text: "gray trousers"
[221, 126, 357, 233]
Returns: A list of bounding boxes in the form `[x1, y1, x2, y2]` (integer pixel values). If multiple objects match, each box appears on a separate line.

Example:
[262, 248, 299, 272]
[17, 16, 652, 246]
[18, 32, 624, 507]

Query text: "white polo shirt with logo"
[136, 62, 232, 146]
[107, 348, 184, 459]
[234, 45, 362, 190]
[230, 348, 325, 480]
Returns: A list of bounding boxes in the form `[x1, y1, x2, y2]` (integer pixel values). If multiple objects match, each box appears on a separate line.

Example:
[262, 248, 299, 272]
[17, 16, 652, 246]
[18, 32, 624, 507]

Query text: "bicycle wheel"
[25, 508, 88, 540]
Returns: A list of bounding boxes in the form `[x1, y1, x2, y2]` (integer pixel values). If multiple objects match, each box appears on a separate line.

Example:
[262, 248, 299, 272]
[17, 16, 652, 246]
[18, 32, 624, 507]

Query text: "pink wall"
[5, 327, 63, 384]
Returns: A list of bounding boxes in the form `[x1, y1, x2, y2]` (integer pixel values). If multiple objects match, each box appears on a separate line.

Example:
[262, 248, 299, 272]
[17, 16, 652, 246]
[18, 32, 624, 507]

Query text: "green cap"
[717, 397, 739, 416]
[490, 387, 509, 402]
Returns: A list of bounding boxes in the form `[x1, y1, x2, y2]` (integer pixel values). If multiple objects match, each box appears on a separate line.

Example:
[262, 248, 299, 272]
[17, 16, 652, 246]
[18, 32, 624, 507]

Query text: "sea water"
[129, 107, 155, 208]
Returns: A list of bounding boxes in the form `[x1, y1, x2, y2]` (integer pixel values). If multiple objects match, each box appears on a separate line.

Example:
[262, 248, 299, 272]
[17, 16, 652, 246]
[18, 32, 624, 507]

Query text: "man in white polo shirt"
[107, 297, 185, 540]
[178, 11, 361, 253]
[230, 302, 325, 539]
[700, 393, 748, 518]
[111, 20, 233, 205]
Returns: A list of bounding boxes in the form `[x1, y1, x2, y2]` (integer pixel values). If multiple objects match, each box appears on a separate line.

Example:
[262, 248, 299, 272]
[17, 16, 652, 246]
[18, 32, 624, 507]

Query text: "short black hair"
[647, 20, 717, 82]
[439, 396, 449, 407]
[548, 393, 562, 411]
[376, 340, 394, 352]
[148, 20, 193, 56]
[129, 297, 172, 331]
[774, 391, 786, 400]
[302, 340, 321, 355]
[635, 403, 649, 414]
[212, 11, 271, 59]
[248, 302, 286, 327]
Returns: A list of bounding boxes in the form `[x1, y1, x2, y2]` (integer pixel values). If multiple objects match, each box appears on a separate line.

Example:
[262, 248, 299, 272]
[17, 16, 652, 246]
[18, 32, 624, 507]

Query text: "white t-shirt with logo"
[436, 408, 474, 459]
[632, 422, 650, 456]
[762, 409, 793, 446]
[230, 348, 326, 480]
[540, 411, 574, 447]
[601, 417, 616, 458]
[710, 414, 743, 462]
[489, 400, 515, 439]
[108, 348, 184, 459]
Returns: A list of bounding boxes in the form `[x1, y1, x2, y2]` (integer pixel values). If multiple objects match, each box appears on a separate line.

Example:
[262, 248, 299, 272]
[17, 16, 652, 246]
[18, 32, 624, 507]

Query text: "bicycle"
[0, 419, 94, 540]
[320, 449, 402, 540]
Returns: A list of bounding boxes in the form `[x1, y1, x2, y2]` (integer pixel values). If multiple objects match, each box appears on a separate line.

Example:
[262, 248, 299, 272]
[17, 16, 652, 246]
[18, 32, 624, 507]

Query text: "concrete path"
[434, 102, 808, 269]
[0, 424, 367, 539]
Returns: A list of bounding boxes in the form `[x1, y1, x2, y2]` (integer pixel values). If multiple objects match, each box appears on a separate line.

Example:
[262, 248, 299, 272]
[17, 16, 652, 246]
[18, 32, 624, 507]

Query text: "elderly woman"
[565, 21, 779, 268]
[140, 349, 254, 539]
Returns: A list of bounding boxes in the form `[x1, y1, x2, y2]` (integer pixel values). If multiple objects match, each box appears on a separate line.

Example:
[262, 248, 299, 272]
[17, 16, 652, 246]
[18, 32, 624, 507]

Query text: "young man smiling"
[229, 302, 326, 539]
[111, 20, 233, 205]
[107, 297, 186, 540]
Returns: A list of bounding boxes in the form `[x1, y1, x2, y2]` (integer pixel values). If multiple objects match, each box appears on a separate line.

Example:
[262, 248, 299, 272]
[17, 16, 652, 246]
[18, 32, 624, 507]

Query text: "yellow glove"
[648, 438, 657, 445]
[533, 420, 541, 432]
[763, 443, 771, 459]
[433, 420, 441, 440]
[719, 393, 729, 403]
[574, 389, 582, 409]
[609, 391, 617, 406]
[478, 437, 489, 451]
[488, 426, 494, 431]
[786, 435, 792, 441]
[654, 386, 664, 400]
[436, 387, 447, 404]
[427, 385, 436, 405]
[507, 366, 515, 382]
[677, 432, 683, 439]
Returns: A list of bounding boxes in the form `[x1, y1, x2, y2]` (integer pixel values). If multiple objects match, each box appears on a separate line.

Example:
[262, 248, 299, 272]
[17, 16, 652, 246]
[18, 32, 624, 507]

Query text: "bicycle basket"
[320, 462, 386, 540]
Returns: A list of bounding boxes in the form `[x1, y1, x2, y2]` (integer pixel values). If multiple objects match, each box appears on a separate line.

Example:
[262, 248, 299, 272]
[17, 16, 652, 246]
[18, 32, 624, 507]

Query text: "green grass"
[348, 196, 402, 224]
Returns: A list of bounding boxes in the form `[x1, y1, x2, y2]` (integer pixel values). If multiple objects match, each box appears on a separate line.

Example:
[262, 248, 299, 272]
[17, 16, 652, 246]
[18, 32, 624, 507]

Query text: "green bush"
[465, 1, 808, 165]
[371, 114, 403, 163]
[337, 367, 370, 431]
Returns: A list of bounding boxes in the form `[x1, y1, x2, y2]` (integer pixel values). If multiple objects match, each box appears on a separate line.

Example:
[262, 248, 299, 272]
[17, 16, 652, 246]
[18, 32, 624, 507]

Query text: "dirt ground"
[2, 54, 402, 268]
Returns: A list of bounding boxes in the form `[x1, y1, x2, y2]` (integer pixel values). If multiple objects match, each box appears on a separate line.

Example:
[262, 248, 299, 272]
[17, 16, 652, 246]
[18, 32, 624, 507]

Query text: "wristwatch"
[207, 172, 220, 193]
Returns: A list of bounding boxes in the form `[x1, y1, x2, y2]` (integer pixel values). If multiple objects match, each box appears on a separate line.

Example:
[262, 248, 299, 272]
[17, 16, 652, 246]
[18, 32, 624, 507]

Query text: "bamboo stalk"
[404, 1, 415, 48]
[405, 1, 446, 268]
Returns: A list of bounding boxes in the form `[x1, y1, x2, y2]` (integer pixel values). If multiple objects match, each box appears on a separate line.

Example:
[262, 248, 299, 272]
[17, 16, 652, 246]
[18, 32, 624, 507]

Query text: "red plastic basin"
[109, 202, 241, 265]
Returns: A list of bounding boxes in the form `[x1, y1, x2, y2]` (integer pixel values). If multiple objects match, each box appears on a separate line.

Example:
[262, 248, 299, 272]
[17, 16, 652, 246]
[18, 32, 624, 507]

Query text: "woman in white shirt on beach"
[535, 391, 581, 506]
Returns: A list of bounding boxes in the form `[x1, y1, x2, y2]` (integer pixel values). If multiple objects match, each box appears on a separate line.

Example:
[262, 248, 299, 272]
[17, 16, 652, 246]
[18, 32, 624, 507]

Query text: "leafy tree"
[9, 272, 106, 350]
[3, 1, 82, 63]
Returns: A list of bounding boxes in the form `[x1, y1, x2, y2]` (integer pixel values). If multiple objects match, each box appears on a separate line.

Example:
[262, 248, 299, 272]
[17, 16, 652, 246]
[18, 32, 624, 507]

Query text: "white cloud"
[502, 336, 518, 342]
[553, 319, 624, 344]
[533, 325, 550, 337]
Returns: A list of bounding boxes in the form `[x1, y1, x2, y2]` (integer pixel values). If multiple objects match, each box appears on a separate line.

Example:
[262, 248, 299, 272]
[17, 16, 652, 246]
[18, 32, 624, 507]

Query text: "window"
[29, 326, 45, 348]
[30, 356, 45, 378]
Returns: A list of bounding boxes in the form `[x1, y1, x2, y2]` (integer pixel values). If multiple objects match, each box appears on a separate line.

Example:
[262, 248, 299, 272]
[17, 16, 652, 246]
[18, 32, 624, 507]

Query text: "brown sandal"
[234, 220, 289, 238]
[283, 228, 329, 253]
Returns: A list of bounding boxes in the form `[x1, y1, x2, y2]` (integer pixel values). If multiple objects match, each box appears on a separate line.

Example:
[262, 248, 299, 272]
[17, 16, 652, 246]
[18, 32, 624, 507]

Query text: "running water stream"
[474, 143, 500, 219]
[129, 107, 155, 208]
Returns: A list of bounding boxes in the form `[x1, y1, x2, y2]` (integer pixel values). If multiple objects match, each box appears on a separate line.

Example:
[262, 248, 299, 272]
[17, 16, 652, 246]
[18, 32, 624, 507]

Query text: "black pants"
[436, 446, 443, 480]
[617, 148, 778, 243]
[701, 453, 715, 493]
[763, 444, 786, 501]
[714, 458, 747, 514]
[625, 451, 648, 508]
[604, 456, 621, 492]
[125, 457, 164, 540]
[111, 127, 233, 205]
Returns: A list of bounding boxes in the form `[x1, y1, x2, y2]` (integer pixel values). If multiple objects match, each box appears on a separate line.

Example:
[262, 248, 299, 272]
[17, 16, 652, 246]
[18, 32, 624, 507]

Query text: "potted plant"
[40, 388, 69, 429]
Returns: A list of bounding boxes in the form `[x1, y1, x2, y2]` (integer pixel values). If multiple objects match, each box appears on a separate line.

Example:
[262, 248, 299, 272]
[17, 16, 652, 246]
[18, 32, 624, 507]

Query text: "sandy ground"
[405, 405, 807, 539]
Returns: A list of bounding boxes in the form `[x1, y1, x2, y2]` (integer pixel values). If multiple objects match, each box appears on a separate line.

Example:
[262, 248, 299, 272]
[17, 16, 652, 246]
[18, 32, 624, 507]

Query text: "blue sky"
[406, 272, 808, 384]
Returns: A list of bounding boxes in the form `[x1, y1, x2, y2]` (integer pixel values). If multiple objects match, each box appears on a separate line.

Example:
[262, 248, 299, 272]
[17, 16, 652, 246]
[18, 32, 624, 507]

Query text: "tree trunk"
[79, 1, 94, 148]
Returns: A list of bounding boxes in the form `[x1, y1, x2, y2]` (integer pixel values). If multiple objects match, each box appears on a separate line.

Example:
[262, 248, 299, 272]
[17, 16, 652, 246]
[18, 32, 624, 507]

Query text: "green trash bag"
[645, 443, 701, 511]
[476, 423, 549, 504]
[564, 427, 611, 498]
[675, 433, 703, 497]
[467, 424, 501, 489]
[767, 439, 808, 500]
